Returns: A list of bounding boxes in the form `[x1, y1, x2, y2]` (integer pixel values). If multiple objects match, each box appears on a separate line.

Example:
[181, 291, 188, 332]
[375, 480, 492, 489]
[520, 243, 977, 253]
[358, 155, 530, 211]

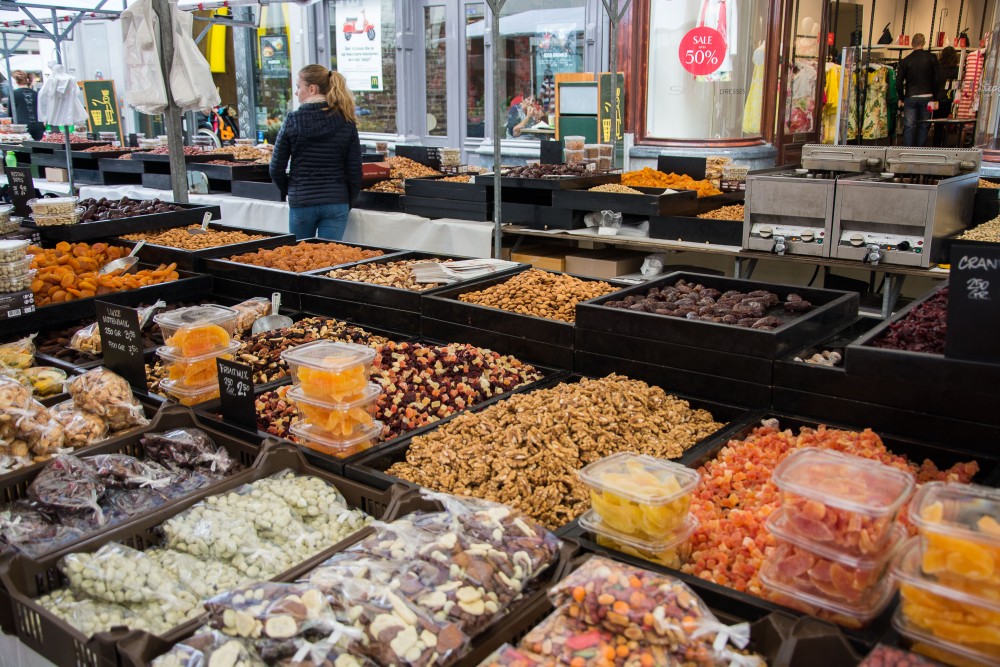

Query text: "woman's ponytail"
[298, 65, 358, 125]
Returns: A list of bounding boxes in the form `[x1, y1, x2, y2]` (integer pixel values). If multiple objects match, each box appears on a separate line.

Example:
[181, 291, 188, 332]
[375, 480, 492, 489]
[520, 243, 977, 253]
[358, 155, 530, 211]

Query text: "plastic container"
[578, 452, 699, 541]
[156, 340, 240, 389]
[765, 508, 904, 606]
[159, 378, 221, 406]
[290, 419, 384, 458]
[27, 197, 79, 215]
[287, 383, 380, 437]
[0, 204, 14, 226]
[584, 144, 601, 159]
[280, 340, 375, 403]
[581, 509, 696, 569]
[893, 538, 1000, 665]
[0, 216, 19, 235]
[30, 207, 84, 227]
[234, 138, 254, 146]
[597, 144, 613, 158]
[0, 239, 28, 263]
[909, 481, 1000, 595]
[153, 305, 239, 351]
[894, 611, 998, 667]
[596, 156, 612, 171]
[3, 124, 27, 133]
[564, 135, 585, 151]
[772, 447, 915, 556]
[564, 149, 585, 164]
[440, 147, 461, 167]
[0, 269, 32, 293]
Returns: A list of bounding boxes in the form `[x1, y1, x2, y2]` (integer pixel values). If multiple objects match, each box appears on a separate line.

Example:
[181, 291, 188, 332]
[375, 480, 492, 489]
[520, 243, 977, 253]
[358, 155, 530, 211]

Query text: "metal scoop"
[99, 240, 146, 276]
[251, 292, 293, 335]
[187, 211, 213, 235]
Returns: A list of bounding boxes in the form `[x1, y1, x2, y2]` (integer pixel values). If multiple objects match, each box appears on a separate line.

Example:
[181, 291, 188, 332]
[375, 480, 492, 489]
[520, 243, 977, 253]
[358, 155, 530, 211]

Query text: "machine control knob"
[897, 240, 911, 251]
[865, 243, 883, 265]
[758, 226, 773, 238]
[773, 236, 787, 256]
[800, 230, 815, 243]
[849, 233, 866, 247]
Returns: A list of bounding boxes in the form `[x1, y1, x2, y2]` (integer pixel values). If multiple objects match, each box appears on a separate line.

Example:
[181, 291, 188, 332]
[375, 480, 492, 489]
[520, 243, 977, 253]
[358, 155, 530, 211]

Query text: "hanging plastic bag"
[170, 5, 221, 111]
[120, 0, 168, 114]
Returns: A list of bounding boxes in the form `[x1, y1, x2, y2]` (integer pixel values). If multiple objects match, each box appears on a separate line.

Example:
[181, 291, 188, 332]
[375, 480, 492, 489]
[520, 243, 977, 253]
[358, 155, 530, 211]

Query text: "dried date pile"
[503, 163, 591, 178]
[872, 288, 947, 354]
[605, 278, 812, 330]
[78, 197, 182, 222]
[387, 375, 724, 529]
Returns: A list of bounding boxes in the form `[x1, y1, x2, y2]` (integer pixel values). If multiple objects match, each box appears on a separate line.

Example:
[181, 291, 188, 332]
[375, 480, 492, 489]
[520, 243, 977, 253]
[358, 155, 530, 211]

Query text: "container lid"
[159, 378, 221, 399]
[0, 239, 29, 253]
[27, 196, 78, 208]
[0, 204, 15, 214]
[153, 304, 239, 331]
[772, 447, 915, 518]
[578, 452, 700, 506]
[0, 257, 32, 271]
[580, 509, 698, 552]
[909, 481, 1000, 549]
[156, 339, 241, 365]
[290, 419, 384, 449]
[280, 339, 376, 372]
[893, 537, 1000, 614]
[30, 206, 84, 219]
[892, 608, 1000, 667]
[286, 382, 382, 410]
[767, 507, 907, 569]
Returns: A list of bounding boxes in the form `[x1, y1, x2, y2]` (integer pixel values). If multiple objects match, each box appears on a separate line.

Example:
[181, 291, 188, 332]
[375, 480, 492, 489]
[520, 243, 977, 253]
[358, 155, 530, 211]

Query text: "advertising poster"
[335, 0, 384, 91]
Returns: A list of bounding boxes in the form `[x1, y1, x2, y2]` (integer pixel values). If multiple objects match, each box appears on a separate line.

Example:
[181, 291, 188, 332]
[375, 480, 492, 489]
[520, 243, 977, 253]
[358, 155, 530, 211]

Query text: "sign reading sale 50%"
[678, 26, 726, 76]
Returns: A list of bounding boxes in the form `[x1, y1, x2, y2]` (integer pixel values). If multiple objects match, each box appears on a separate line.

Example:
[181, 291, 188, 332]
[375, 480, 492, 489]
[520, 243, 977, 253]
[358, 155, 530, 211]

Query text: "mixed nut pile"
[386, 156, 441, 179]
[955, 215, 1000, 243]
[457, 269, 619, 323]
[697, 204, 745, 221]
[325, 258, 448, 291]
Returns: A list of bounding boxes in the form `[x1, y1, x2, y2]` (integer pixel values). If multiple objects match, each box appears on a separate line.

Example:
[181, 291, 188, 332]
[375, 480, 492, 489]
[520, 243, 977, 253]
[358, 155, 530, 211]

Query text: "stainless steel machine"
[743, 145, 886, 258]
[831, 148, 981, 267]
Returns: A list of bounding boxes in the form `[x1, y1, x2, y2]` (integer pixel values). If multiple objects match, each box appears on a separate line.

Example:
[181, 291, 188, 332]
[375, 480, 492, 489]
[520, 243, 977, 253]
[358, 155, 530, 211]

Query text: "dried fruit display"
[148, 146, 207, 156]
[386, 156, 441, 179]
[82, 146, 146, 154]
[858, 644, 945, 667]
[457, 269, 619, 323]
[873, 288, 948, 354]
[364, 179, 404, 194]
[78, 197, 182, 222]
[605, 278, 811, 329]
[42, 133, 98, 144]
[442, 175, 472, 183]
[682, 420, 979, 596]
[325, 258, 449, 291]
[622, 168, 722, 197]
[120, 225, 268, 250]
[503, 163, 592, 178]
[226, 241, 383, 272]
[387, 375, 724, 529]
[284, 341, 374, 403]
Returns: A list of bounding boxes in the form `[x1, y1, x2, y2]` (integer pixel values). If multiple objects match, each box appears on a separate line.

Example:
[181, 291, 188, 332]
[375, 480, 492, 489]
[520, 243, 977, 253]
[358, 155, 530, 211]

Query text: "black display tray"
[31, 152, 72, 170]
[72, 168, 141, 186]
[61, 148, 138, 161]
[576, 272, 859, 359]
[98, 157, 147, 174]
[24, 140, 109, 152]
[231, 180, 285, 201]
[551, 186, 698, 217]
[141, 172, 173, 190]
[211, 276, 301, 312]
[112, 225, 295, 271]
[938, 232, 1000, 264]
[500, 202, 586, 229]
[404, 177, 488, 202]
[187, 162, 271, 181]
[403, 201, 492, 221]
[475, 172, 619, 191]
[345, 373, 753, 492]
[132, 152, 234, 164]
[648, 214, 743, 245]
[23, 203, 223, 243]
[355, 189, 403, 212]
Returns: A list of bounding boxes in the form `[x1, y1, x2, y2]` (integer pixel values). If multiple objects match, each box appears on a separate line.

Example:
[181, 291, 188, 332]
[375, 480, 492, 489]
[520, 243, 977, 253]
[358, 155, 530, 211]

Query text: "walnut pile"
[386, 374, 724, 529]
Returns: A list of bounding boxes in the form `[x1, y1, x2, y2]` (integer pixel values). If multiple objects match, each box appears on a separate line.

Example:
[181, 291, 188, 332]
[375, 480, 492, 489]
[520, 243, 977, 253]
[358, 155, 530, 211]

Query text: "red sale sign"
[678, 26, 726, 76]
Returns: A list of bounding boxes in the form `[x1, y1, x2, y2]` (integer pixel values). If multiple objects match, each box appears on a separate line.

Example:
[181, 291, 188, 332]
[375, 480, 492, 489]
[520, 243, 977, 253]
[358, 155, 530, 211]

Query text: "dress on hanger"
[787, 62, 817, 133]
[955, 50, 984, 118]
[821, 63, 841, 143]
[742, 43, 765, 134]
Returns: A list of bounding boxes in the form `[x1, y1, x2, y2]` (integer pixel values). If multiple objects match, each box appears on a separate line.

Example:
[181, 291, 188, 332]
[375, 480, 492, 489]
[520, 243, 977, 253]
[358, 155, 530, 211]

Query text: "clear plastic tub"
[909, 481, 1000, 595]
[0, 256, 30, 279]
[153, 305, 239, 353]
[584, 144, 601, 159]
[27, 196, 79, 215]
[598, 144, 614, 158]
[0, 216, 19, 235]
[564, 149, 585, 164]
[280, 340, 375, 403]
[289, 420, 384, 458]
[31, 206, 84, 227]
[156, 340, 240, 389]
[159, 378, 221, 406]
[0, 239, 28, 263]
[0, 270, 32, 293]
[3, 124, 27, 133]
[894, 610, 999, 667]
[580, 509, 696, 569]
[772, 447, 915, 556]
[893, 538, 1000, 664]
[0, 203, 14, 226]
[440, 147, 461, 166]
[564, 135, 585, 151]
[596, 156, 612, 171]
[765, 508, 904, 606]
[287, 383, 380, 437]
[579, 452, 699, 541]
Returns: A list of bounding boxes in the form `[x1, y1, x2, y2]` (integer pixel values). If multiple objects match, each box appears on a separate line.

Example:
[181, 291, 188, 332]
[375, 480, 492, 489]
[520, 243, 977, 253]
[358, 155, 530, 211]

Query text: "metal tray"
[23, 203, 223, 243]
[575, 271, 859, 359]
[112, 225, 295, 272]
[551, 186, 698, 217]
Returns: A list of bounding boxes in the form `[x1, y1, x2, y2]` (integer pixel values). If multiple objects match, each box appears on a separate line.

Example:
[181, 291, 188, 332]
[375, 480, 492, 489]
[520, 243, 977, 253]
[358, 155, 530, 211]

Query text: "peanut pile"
[697, 204, 745, 221]
[588, 184, 644, 195]
[226, 241, 383, 272]
[955, 215, 1000, 243]
[386, 375, 725, 529]
[979, 179, 1000, 189]
[325, 258, 446, 291]
[121, 226, 269, 250]
[457, 269, 619, 323]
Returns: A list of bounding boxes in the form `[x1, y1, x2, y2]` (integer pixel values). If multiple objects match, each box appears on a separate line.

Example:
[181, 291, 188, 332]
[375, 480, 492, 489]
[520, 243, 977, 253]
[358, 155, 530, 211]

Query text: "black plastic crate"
[500, 202, 586, 229]
[231, 180, 285, 201]
[405, 177, 489, 202]
[648, 214, 743, 245]
[112, 225, 295, 272]
[551, 186, 698, 217]
[186, 162, 271, 181]
[24, 203, 223, 243]
[403, 201, 493, 221]
[132, 152, 234, 164]
[355, 189, 403, 212]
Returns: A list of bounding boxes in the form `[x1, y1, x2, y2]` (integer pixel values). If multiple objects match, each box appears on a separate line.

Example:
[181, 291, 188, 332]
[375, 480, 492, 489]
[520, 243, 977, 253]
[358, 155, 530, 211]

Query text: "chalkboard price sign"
[95, 301, 147, 390]
[395, 145, 441, 170]
[945, 242, 1000, 364]
[217, 358, 256, 431]
[4, 166, 33, 218]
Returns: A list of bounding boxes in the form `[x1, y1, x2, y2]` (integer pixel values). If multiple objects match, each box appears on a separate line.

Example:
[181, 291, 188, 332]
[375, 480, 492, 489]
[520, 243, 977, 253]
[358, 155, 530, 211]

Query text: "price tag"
[678, 27, 726, 76]
[4, 166, 34, 218]
[95, 301, 147, 390]
[0, 289, 34, 320]
[945, 242, 1000, 364]
[217, 358, 257, 432]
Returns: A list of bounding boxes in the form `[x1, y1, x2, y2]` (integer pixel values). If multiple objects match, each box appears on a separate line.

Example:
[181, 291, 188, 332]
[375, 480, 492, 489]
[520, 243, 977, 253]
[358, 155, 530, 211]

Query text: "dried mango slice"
[298, 363, 368, 403]
[296, 401, 374, 437]
[166, 324, 231, 357]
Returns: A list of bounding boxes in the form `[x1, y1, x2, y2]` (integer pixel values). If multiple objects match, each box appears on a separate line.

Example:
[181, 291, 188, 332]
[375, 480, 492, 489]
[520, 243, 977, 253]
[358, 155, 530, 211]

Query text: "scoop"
[251, 292, 293, 335]
[187, 211, 213, 235]
[98, 240, 146, 276]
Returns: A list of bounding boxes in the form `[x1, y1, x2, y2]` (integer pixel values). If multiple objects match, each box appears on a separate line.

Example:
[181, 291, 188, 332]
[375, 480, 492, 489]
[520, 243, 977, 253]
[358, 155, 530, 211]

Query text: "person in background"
[896, 34, 942, 147]
[507, 95, 544, 138]
[933, 46, 961, 146]
[12, 71, 43, 140]
[270, 65, 361, 241]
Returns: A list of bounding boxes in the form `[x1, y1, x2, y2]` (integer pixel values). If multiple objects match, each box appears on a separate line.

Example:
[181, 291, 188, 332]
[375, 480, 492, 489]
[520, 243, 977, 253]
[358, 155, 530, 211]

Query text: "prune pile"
[503, 163, 592, 178]
[79, 197, 182, 222]
[605, 279, 812, 330]
[872, 288, 947, 354]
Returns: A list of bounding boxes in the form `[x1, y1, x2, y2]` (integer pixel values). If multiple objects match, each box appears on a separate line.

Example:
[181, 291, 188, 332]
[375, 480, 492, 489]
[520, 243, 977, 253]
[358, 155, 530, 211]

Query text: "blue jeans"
[903, 97, 932, 147]
[289, 203, 350, 240]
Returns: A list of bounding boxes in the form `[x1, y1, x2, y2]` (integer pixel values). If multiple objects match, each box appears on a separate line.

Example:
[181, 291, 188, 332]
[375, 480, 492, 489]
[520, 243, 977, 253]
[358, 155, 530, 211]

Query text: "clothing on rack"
[821, 63, 841, 143]
[847, 65, 891, 140]
[742, 43, 765, 134]
[787, 62, 817, 133]
[955, 50, 984, 117]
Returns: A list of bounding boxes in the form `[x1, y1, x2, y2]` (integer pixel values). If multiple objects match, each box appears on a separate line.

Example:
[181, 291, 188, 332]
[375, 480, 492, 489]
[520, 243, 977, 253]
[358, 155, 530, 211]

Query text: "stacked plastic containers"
[577, 452, 700, 568]
[892, 482, 1000, 667]
[28, 196, 84, 227]
[280, 340, 383, 458]
[154, 305, 241, 406]
[761, 448, 914, 628]
[0, 238, 33, 295]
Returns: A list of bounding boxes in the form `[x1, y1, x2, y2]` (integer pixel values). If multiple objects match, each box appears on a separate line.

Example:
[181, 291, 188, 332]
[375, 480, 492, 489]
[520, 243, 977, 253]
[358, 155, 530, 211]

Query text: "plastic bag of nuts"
[49, 399, 108, 449]
[151, 629, 262, 667]
[204, 582, 341, 641]
[67, 367, 150, 432]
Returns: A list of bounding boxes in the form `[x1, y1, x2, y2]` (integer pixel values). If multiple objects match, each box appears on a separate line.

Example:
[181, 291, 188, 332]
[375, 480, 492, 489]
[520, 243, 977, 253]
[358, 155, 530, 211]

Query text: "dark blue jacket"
[269, 102, 362, 207]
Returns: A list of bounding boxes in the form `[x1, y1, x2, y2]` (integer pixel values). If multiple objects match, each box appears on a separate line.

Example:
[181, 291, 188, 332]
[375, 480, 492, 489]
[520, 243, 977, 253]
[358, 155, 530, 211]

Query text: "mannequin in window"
[696, 0, 738, 82]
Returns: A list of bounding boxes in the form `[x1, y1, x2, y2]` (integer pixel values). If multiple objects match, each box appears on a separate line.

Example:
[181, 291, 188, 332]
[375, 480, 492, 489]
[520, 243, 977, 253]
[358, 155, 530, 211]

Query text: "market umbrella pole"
[487, 0, 505, 259]
[601, 0, 630, 168]
[153, 0, 190, 204]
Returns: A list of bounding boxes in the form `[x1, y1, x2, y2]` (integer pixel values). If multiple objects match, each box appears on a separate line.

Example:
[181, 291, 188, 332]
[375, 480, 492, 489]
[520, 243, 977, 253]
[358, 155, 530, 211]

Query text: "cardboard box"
[565, 249, 646, 279]
[511, 246, 567, 272]
[44, 167, 68, 183]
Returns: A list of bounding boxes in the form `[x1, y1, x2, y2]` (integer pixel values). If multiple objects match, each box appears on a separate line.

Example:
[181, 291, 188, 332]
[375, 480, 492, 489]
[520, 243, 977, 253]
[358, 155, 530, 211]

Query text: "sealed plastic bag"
[205, 582, 340, 640]
[69, 300, 164, 355]
[36, 588, 144, 636]
[150, 549, 248, 600]
[231, 297, 271, 335]
[27, 455, 105, 516]
[50, 400, 109, 449]
[0, 501, 81, 557]
[153, 629, 263, 667]
[85, 454, 175, 489]
[68, 367, 149, 431]
[141, 427, 240, 475]
[159, 468, 218, 499]
[0, 334, 35, 369]
[17, 366, 68, 397]
[104, 487, 170, 517]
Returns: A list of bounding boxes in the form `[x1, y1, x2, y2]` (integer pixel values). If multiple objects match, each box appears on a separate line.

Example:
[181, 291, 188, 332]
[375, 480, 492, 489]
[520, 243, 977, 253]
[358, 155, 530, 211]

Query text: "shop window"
[498, 0, 586, 140]
[254, 3, 292, 143]
[645, 0, 768, 141]
[328, 0, 398, 135]
[425, 5, 447, 137]
[467, 3, 485, 139]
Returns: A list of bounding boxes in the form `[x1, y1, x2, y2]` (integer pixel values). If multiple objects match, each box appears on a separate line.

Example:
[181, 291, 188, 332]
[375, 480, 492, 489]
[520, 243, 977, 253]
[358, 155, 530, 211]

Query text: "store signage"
[335, 0, 384, 91]
[946, 243, 1000, 364]
[79, 81, 123, 146]
[95, 301, 147, 390]
[5, 166, 33, 218]
[678, 27, 726, 77]
[217, 359, 256, 431]
[0, 290, 34, 321]
[598, 73, 624, 143]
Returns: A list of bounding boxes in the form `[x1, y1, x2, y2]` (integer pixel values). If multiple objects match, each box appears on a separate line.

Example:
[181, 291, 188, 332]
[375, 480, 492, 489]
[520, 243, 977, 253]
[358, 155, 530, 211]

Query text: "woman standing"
[11, 71, 43, 141]
[270, 66, 361, 240]
[933, 46, 961, 146]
